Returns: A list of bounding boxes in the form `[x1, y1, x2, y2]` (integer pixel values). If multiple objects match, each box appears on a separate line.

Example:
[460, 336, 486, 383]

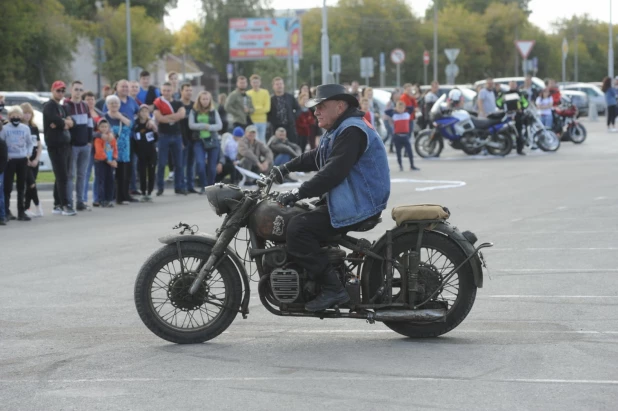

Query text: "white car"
[560, 83, 605, 115]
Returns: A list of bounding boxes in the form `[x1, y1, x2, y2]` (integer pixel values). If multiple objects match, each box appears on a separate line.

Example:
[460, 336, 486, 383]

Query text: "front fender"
[158, 232, 251, 318]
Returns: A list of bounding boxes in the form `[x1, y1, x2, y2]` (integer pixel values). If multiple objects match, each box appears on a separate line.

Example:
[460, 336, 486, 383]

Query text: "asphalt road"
[1, 120, 617, 410]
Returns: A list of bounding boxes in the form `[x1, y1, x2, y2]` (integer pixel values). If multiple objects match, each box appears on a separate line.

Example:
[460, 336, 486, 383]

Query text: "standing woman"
[82, 91, 102, 206]
[295, 93, 316, 153]
[535, 88, 554, 129]
[189, 91, 223, 192]
[298, 83, 312, 98]
[20, 103, 43, 218]
[217, 93, 229, 135]
[104, 95, 133, 204]
[602, 77, 617, 132]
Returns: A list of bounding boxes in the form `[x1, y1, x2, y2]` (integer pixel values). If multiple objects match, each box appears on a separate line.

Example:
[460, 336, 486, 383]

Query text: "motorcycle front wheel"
[568, 123, 587, 144]
[535, 129, 561, 152]
[365, 231, 477, 338]
[134, 242, 242, 344]
[414, 130, 443, 158]
[486, 131, 514, 156]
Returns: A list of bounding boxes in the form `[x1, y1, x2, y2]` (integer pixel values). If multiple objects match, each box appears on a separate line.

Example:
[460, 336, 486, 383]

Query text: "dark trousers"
[95, 161, 114, 202]
[513, 111, 525, 152]
[25, 164, 40, 209]
[137, 145, 157, 195]
[48, 144, 72, 208]
[215, 158, 240, 184]
[607, 105, 617, 127]
[298, 135, 309, 153]
[392, 134, 415, 169]
[287, 205, 373, 281]
[115, 161, 131, 203]
[3, 158, 28, 215]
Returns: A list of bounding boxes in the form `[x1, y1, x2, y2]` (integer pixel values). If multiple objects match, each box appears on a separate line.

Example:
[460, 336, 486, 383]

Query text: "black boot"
[305, 269, 350, 312]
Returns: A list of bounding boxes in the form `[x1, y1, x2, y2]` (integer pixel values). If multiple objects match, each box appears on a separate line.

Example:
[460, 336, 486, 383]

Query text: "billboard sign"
[229, 18, 302, 61]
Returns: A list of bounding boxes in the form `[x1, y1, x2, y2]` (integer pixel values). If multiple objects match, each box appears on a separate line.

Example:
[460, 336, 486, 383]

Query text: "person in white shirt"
[535, 88, 554, 129]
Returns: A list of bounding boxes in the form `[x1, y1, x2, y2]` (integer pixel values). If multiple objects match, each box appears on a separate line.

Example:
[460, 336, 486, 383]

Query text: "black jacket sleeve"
[296, 126, 367, 199]
[284, 148, 320, 173]
[43, 101, 66, 129]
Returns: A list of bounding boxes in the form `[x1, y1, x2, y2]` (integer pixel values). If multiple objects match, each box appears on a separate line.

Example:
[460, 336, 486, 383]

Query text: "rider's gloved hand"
[271, 165, 289, 185]
[277, 188, 300, 207]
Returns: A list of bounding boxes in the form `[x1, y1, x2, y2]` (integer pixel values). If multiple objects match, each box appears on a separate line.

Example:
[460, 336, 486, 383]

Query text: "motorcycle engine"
[270, 268, 301, 303]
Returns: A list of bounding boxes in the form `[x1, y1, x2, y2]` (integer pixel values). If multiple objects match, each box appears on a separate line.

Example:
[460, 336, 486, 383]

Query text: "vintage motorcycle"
[134, 172, 492, 344]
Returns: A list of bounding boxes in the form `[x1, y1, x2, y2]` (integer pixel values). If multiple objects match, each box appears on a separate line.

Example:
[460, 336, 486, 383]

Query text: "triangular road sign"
[444, 48, 460, 62]
[515, 40, 535, 59]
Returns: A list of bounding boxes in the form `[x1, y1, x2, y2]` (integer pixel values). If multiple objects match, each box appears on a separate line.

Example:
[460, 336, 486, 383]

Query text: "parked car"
[560, 83, 605, 115]
[0, 92, 46, 111]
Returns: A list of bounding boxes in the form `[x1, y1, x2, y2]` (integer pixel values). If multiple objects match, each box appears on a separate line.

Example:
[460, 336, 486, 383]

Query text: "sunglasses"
[74, 88, 83, 92]
[55, 88, 66, 93]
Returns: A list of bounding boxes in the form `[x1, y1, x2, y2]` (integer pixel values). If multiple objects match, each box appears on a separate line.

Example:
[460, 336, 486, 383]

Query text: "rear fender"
[158, 232, 251, 318]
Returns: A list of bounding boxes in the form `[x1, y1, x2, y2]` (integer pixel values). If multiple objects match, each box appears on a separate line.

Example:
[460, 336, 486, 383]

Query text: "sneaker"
[76, 202, 91, 211]
[128, 197, 140, 203]
[0, 219, 6, 226]
[104, 202, 115, 208]
[199, 188, 206, 195]
[117, 201, 129, 205]
[52, 206, 63, 215]
[17, 214, 32, 221]
[167, 171, 175, 181]
[156, 190, 164, 196]
[62, 206, 77, 216]
[7, 211, 17, 220]
[145, 195, 153, 202]
[140, 195, 148, 202]
[187, 188, 199, 194]
[175, 189, 188, 195]
[35, 204, 44, 217]
[93, 202, 101, 207]
[25, 209, 37, 218]
[130, 190, 141, 196]
[411, 166, 420, 171]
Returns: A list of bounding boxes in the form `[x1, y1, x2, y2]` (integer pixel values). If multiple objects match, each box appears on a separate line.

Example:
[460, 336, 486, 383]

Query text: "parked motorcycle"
[553, 97, 587, 144]
[134, 173, 492, 344]
[414, 99, 515, 158]
[521, 106, 561, 152]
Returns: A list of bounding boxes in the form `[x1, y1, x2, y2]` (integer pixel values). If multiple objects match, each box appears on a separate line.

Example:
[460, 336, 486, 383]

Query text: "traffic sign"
[331, 54, 341, 74]
[444, 48, 460, 63]
[226, 63, 233, 79]
[515, 40, 535, 59]
[423, 50, 430, 66]
[360, 57, 374, 78]
[390, 48, 405, 65]
[445, 63, 459, 78]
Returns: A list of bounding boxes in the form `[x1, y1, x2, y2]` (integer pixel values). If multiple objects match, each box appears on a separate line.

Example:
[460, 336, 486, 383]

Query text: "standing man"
[246, 74, 271, 143]
[43, 80, 76, 216]
[225, 76, 254, 129]
[521, 75, 536, 102]
[349, 81, 361, 100]
[64, 81, 94, 211]
[168, 72, 181, 101]
[129, 81, 142, 105]
[153, 82, 186, 196]
[273, 84, 390, 311]
[267, 77, 301, 145]
[477, 78, 497, 119]
[137, 70, 160, 108]
[179, 83, 197, 194]
[496, 80, 528, 155]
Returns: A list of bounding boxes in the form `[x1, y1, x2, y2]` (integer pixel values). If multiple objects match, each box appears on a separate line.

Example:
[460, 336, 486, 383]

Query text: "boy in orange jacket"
[93, 119, 118, 207]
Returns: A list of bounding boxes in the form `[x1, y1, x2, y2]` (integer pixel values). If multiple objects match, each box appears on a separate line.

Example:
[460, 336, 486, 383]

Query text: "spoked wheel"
[567, 124, 587, 144]
[535, 129, 560, 152]
[486, 131, 514, 156]
[414, 130, 443, 158]
[134, 242, 242, 344]
[365, 231, 477, 338]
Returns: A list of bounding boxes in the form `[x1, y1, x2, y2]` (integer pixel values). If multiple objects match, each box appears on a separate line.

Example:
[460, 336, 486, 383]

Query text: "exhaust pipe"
[370, 309, 446, 323]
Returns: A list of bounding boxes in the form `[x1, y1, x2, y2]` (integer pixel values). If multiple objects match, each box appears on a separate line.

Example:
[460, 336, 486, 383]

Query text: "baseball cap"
[97, 118, 109, 126]
[139, 104, 150, 111]
[232, 126, 245, 137]
[245, 125, 257, 134]
[51, 80, 66, 91]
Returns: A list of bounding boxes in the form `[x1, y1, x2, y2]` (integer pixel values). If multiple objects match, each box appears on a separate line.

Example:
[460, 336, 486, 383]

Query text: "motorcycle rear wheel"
[535, 129, 560, 152]
[568, 124, 587, 144]
[134, 242, 242, 344]
[414, 130, 443, 158]
[486, 131, 514, 156]
[365, 231, 477, 338]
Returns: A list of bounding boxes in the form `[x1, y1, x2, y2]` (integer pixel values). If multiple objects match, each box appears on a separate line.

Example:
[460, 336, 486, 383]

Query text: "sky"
[164, 0, 617, 33]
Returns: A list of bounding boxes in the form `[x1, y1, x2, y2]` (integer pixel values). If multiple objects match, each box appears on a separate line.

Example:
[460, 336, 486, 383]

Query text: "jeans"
[194, 141, 220, 188]
[82, 147, 98, 203]
[0, 172, 4, 221]
[48, 144, 72, 208]
[95, 161, 115, 202]
[274, 153, 292, 166]
[392, 134, 415, 169]
[183, 141, 195, 191]
[254, 122, 267, 143]
[157, 133, 184, 191]
[540, 114, 553, 128]
[130, 152, 138, 192]
[68, 144, 91, 206]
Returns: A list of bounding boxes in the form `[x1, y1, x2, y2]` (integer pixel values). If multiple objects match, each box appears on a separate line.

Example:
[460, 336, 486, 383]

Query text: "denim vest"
[318, 116, 390, 228]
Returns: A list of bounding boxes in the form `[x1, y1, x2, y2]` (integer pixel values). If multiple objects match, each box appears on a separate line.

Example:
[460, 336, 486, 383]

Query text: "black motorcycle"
[134, 172, 492, 344]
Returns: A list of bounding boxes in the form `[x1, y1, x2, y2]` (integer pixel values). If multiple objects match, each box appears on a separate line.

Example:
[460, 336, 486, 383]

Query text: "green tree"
[108, 0, 178, 21]
[482, 2, 527, 77]
[90, 4, 173, 81]
[60, 0, 177, 21]
[431, 0, 531, 15]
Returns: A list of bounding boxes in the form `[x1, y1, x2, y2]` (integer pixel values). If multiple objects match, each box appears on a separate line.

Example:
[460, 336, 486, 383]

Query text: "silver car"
[560, 83, 605, 115]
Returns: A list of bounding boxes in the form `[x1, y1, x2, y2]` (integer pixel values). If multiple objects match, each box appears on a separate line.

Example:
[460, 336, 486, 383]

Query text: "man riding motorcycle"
[273, 84, 391, 312]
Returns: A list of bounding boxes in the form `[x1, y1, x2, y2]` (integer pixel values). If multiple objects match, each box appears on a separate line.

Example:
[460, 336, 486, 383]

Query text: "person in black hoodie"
[133, 105, 158, 201]
[0, 128, 7, 225]
[267, 77, 301, 144]
[43, 80, 76, 216]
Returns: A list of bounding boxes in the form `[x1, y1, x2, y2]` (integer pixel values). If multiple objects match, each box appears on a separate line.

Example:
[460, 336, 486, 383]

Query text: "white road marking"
[594, 196, 608, 200]
[0, 376, 616, 385]
[491, 247, 618, 251]
[390, 178, 466, 191]
[494, 268, 618, 273]
[485, 295, 618, 299]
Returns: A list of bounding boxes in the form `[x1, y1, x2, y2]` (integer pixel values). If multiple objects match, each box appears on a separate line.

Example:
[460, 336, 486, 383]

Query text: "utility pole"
[610, 0, 614, 79]
[433, 1, 438, 82]
[514, 25, 520, 76]
[574, 17, 579, 82]
[126, 0, 132, 80]
[321, 0, 330, 84]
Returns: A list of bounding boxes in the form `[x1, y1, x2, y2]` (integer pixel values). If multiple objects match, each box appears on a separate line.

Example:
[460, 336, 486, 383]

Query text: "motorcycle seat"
[471, 117, 502, 129]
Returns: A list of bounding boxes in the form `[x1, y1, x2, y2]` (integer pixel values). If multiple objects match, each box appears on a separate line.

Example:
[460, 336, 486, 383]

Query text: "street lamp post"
[433, 1, 438, 82]
[610, 0, 614, 79]
[126, 0, 132, 80]
[321, 0, 330, 84]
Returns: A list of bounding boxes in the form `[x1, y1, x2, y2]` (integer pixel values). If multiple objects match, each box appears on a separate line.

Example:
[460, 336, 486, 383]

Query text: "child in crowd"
[360, 98, 376, 128]
[93, 119, 118, 208]
[133, 105, 158, 202]
[21, 103, 43, 218]
[385, 101, 420, 172]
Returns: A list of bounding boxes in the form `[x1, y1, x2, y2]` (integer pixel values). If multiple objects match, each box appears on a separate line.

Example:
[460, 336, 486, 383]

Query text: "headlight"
[205, 184, 244, 215]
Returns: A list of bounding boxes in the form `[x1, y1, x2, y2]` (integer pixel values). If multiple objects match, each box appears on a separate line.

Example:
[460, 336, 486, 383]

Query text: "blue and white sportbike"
[415, 90, 515, 158]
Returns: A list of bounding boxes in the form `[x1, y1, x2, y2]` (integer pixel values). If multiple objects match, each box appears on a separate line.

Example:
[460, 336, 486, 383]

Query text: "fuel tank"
[248, 199, 307, 242]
